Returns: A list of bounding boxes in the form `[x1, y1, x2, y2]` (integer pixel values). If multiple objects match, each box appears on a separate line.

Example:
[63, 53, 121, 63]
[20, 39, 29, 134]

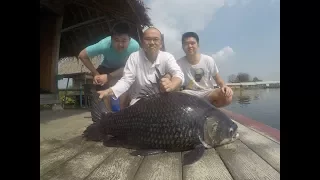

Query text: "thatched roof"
[40, 0, 152, 59]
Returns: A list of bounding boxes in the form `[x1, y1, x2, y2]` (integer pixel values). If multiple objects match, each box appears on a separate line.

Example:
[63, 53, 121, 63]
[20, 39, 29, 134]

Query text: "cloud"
[212, 46, 235, 61]
[145, 0, 274, 58]
[146, 0, 228, 58]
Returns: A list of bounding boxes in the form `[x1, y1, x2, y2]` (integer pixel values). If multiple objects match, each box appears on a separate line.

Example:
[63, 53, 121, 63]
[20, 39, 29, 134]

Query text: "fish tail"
[90, 87, 109, 122]
[83, 86, 109, 141]
[82, 122, 104, 141]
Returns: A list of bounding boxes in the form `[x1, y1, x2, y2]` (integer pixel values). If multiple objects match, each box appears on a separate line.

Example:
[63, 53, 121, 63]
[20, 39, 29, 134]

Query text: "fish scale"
[96, 92, 210, 150]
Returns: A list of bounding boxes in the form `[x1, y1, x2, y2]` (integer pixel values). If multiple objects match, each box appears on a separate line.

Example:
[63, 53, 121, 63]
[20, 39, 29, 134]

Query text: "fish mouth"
[235, 132, 239, 139]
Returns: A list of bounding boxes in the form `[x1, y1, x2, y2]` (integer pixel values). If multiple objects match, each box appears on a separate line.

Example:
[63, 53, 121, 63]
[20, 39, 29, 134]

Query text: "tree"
[228, 74, 238, 83]
[237, 72, 251, 82]
[252, 77, 262, 82]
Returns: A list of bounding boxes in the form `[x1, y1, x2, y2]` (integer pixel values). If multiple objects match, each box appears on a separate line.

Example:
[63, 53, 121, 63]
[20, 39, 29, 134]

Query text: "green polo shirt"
[86, 36, 140, 68]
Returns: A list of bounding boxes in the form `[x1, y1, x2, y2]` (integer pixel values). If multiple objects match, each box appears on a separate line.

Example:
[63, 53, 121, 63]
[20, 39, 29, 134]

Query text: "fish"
[82, 68, 239, 166]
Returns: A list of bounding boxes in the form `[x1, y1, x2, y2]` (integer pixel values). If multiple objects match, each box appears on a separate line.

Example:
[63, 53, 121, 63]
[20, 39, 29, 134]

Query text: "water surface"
[224, 88, 280, 130]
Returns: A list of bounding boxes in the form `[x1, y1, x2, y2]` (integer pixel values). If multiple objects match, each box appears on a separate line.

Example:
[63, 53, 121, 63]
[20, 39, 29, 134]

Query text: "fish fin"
[89, 87, 109, 122]
[182, 144, 205, 166]
[136, 67, 165, 100]
[130, 149, 167, 156]
[82, 122, 104, 142]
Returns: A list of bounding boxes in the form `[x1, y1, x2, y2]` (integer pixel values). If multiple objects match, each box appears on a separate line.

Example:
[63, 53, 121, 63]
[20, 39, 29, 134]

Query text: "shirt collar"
[141, 49, 161, 67]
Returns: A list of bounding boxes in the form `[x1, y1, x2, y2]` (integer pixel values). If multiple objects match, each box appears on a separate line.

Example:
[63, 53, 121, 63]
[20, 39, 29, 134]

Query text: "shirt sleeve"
[165, 53, 185, 85]
[127, 38, 140, 53]
[110, 53, 137, 98]
[85, 40, 105, 57]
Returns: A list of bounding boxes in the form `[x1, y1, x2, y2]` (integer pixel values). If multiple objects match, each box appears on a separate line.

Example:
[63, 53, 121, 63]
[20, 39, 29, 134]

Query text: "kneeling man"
[177, 32, 233, 108]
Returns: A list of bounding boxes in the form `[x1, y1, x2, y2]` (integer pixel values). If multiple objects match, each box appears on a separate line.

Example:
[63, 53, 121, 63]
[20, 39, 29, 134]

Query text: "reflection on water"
[237, 90, 251, 106]
[225, 88, 280, 130]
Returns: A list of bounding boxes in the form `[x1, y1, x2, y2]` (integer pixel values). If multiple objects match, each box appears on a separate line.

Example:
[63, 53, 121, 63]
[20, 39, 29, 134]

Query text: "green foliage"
[58, 91, 76, 105]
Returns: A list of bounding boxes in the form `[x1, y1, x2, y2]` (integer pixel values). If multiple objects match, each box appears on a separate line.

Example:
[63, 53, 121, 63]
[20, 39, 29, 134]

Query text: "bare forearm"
[79, 56, 100, 76]
[171, 76, 182, 91]
[213, 74, 225, 87]
[216, 80, 225, 87]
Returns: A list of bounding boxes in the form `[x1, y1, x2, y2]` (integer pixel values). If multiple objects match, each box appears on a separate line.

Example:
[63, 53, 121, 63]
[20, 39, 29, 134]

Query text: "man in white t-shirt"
[97, 27, 184, 106]
[177, 32, 233, 108]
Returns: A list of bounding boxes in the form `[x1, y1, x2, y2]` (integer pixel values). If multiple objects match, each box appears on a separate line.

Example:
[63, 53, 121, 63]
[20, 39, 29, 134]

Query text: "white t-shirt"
[111, 49, 185, 105]
[177, 54, 219, 91]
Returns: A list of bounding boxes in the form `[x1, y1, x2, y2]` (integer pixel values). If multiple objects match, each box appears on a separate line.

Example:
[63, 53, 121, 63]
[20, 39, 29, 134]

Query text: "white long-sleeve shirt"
[111, 49, 185, 105]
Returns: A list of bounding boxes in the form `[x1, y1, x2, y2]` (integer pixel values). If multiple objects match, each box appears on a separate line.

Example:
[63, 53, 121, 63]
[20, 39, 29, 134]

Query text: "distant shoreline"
[229, 86, 280, 90]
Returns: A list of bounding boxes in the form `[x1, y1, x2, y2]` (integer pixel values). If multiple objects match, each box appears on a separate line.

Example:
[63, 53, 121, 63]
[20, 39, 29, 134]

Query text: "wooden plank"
[40, 111, 91, 143]
[40, 138, 94, 176]
[86, 148, 143, 180]
[41, 143, 117, 180]
[40, 138, 71, 157]
[40, 136, 86, 157]
[216, 140, 280, 180]
[235, 121, 280, 172]
[133, 152, 182, 180]
[182, 148, 233, 180]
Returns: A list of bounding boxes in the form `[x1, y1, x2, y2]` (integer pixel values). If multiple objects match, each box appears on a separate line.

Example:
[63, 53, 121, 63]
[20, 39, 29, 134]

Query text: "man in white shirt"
[177, 32, 233, 108]
[97, 27, 184, 106]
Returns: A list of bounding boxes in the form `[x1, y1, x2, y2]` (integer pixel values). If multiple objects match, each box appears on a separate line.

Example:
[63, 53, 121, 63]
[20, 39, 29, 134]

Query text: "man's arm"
[110, 54, 137, 98]
[209, 57, 225, 88]
[78, 49, 100, 76]
[78, 41, 104, 76]
[213, 73, 226, 88]
[165, 54, 185, 91]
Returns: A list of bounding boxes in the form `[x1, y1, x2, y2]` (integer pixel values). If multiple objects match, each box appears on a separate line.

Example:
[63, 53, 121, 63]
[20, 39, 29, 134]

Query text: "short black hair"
[182, 32, 199, 44]
[111, 22, 130, 36]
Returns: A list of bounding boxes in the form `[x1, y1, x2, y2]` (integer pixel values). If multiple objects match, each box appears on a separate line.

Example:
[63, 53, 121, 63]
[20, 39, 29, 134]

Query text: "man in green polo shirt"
[78, 22, 140, 111]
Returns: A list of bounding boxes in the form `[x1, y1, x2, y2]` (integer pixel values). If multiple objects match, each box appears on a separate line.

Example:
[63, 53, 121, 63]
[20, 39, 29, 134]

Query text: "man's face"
[111, 34, 130, 52]
[142, 28, 162, 56]
[182, 37, 199, 56]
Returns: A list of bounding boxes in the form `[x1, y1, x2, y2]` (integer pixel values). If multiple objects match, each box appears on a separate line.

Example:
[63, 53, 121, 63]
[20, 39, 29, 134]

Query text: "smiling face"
[142, 28, 162, 57]
[182, 37, 199, 56]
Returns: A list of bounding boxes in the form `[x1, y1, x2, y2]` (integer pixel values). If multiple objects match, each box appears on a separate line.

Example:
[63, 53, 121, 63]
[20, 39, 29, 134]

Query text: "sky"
[144, 0, 280, 81]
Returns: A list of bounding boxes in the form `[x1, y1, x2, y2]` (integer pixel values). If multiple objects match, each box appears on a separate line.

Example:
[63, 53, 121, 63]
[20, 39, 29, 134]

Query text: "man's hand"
[94, 74, 108, 86]
[160, 77, 174, 92]
[221, 85, 233, 97]
[97, 88, 114, 99]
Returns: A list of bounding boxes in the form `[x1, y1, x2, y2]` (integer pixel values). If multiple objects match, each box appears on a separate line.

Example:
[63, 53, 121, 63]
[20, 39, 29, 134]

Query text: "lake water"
[224, 88, 280, 130]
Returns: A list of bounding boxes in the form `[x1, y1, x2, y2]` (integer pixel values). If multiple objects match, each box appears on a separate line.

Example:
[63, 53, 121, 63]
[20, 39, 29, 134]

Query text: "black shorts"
[95, 65, 120, 91]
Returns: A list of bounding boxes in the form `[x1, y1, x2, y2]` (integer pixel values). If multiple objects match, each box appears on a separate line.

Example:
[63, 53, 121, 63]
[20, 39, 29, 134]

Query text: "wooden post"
[51, 16, 64, 111]
[52, 16, 63, 93]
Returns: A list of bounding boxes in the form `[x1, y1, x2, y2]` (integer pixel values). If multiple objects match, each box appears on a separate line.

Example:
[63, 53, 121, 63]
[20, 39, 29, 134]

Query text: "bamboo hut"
[40, 0, 152, 108]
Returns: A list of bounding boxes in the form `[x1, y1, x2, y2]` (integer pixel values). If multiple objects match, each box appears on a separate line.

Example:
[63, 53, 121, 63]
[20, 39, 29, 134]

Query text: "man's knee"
[209, 89, 233, 108]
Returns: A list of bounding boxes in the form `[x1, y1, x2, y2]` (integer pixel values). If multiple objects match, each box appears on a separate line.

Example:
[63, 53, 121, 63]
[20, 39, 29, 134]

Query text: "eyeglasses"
[143, 38, 161, 44]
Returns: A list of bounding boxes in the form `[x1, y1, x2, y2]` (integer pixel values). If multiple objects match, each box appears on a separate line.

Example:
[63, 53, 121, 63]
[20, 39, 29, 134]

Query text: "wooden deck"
[40, 109, 280, 180]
